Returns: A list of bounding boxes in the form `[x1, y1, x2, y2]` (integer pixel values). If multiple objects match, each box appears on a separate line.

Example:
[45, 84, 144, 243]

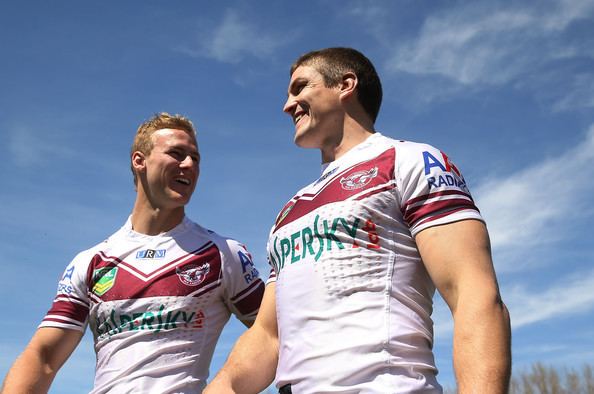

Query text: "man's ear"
[339, 72, 358, 100]
[131, 151, 146, 173]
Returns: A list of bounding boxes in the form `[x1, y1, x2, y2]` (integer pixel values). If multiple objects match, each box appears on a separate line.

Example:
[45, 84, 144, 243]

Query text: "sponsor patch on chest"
[176, 263, 210, 286]
[339, 167, 378, 190]
[92, 267, 118, 296]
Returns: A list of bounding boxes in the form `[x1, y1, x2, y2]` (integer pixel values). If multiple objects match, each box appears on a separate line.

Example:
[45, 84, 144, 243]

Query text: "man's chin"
[294, 132, 318, 149]
[166, 192, 192, 207]
[294, 139, 320, 150]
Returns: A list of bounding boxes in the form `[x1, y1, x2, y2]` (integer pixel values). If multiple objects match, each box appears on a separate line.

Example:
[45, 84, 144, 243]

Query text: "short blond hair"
[130, 112, 196, 185]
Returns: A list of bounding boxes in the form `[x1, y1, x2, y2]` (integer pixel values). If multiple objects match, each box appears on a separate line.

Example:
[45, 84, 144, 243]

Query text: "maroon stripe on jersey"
[189, 281, 222, 298]
[403, 196, 479, 228]
[56, 293, 89, 306]
[273, 148, 396, 234]
[404, 189, 472, 207]
[415, 206, 479, 228]
[230, 278, 265, 302]
[94, 242, 214, 280]
[41, 317, 83, 329]
[44, 299, 89, 325]
[90, 243, 223, 301]
[267, 267, 277, 280]
[354, 182, 396, 201]
[232, 281, 265, 316]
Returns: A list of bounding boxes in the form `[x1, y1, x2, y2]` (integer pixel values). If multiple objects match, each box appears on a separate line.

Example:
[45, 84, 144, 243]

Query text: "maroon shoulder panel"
[273, 148, 396, 234]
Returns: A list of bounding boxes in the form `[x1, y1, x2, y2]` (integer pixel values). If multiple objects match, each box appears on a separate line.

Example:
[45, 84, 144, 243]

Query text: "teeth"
[176, 178, 190, 185]
[294, 114, 303, 124]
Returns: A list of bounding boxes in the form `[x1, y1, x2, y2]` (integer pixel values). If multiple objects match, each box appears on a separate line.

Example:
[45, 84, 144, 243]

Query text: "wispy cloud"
[433, 267, 594, 337]
[551, 73, 594, 112]
[433, 124, 594, 337]
[474, 124, 594, 270]
[388, 0, 594, 85]
[178, 9, 291, 64]
[384, 0, 594, 108]
[506, 268, 594, 329]
[7, 124, 75, 167]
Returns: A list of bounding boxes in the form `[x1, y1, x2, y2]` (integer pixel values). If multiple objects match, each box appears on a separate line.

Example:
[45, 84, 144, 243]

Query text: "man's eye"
[291, 82, 306, 95]
[169, 151, 184, 160]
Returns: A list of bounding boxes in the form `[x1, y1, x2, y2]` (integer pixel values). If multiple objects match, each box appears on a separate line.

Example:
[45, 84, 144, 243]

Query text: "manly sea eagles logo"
[176, 263, 210, 286]
[340, 167, 379, 190]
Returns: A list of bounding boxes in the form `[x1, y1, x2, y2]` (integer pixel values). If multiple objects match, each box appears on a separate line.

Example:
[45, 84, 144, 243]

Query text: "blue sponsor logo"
[57, 282, 74, 294]
[237, 250, 259, 284]
[136, 249, 166, 259]
[62, 265, 75, 281]
[422, 150, 469, 192]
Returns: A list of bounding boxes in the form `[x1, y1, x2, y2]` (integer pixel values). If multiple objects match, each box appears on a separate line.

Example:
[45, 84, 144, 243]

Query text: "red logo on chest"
[340, 167, 378, 190]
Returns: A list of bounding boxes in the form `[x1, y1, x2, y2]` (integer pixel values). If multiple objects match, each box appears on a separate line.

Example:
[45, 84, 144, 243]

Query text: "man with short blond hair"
[2, 113, 265, 393]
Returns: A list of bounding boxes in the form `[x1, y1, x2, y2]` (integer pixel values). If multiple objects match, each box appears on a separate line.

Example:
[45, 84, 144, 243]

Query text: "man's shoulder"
[185, 220, 228, 243]
[185, 220, 248, 256]
[373, 132, 437, 152]
[372, 134, 447, 171]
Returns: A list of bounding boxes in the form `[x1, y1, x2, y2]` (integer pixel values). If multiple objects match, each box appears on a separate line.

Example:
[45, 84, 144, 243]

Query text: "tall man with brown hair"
[206, 48, 511, 393]
[2, 113, 265, 393]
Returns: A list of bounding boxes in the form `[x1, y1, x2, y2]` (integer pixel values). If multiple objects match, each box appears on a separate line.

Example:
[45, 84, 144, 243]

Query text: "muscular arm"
[1, 327, 83, 394]
[205, 282, 279, 394]
[415, 219, 511, 393]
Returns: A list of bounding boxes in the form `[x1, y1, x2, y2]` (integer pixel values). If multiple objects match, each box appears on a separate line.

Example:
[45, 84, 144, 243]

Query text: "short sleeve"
[396, 142, 483, 236]
[220, 240, 265, 321]
[39, 249, 93, 332]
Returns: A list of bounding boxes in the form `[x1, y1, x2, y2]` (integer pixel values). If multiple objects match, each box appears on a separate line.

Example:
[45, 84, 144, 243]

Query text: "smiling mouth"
[175, 178, 191, 186]
[294, 112, 307, 125]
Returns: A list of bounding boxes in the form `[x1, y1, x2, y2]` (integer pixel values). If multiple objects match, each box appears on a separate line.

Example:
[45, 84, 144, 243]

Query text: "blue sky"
[1, 1, 593, 392]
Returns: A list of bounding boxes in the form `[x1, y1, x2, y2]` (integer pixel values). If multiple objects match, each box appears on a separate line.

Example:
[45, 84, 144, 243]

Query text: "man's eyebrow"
[168, 144, 199, 154]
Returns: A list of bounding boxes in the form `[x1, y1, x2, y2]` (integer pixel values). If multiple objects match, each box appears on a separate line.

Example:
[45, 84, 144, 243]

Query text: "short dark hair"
[290, 47, 382, 122]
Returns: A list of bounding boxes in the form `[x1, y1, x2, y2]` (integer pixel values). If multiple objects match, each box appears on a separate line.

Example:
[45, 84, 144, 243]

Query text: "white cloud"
[387, 1, 594, 86]
[432, 268, 594, 337]
[475, 125, 594, 257]
[433, 126, 594, 336]
[552, 73, 594, 112]
[7, 125, 74, 167]
[179, 9, 291, 64]
[506, 268, 594, 329]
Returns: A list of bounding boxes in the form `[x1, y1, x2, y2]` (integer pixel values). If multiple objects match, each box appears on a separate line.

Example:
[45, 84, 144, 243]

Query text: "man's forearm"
[453, 300, 511, 393]
[205, 325, 278, 394]
[1, 349, 56, 394]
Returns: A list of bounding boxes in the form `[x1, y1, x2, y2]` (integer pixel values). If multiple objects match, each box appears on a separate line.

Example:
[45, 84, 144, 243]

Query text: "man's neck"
[320, 119, 375, 164]
[130, 201, 185, 236]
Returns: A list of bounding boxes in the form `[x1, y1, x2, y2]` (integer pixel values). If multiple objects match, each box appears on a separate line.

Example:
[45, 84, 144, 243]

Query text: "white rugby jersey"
[41, 216, 265, 393]
[267, 133, 483, 393]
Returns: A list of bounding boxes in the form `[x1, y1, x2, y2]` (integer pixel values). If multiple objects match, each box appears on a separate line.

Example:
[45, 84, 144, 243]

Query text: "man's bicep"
[29, 327, 84, 370]
[237, 282, 278, 339]
[252, 282, 278, 339]
[415, 219, 499, 312]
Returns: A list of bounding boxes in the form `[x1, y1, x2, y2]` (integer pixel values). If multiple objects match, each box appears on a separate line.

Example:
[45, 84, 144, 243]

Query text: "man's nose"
[283, 96, 296, 114]
[180, 155, 195, 167]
